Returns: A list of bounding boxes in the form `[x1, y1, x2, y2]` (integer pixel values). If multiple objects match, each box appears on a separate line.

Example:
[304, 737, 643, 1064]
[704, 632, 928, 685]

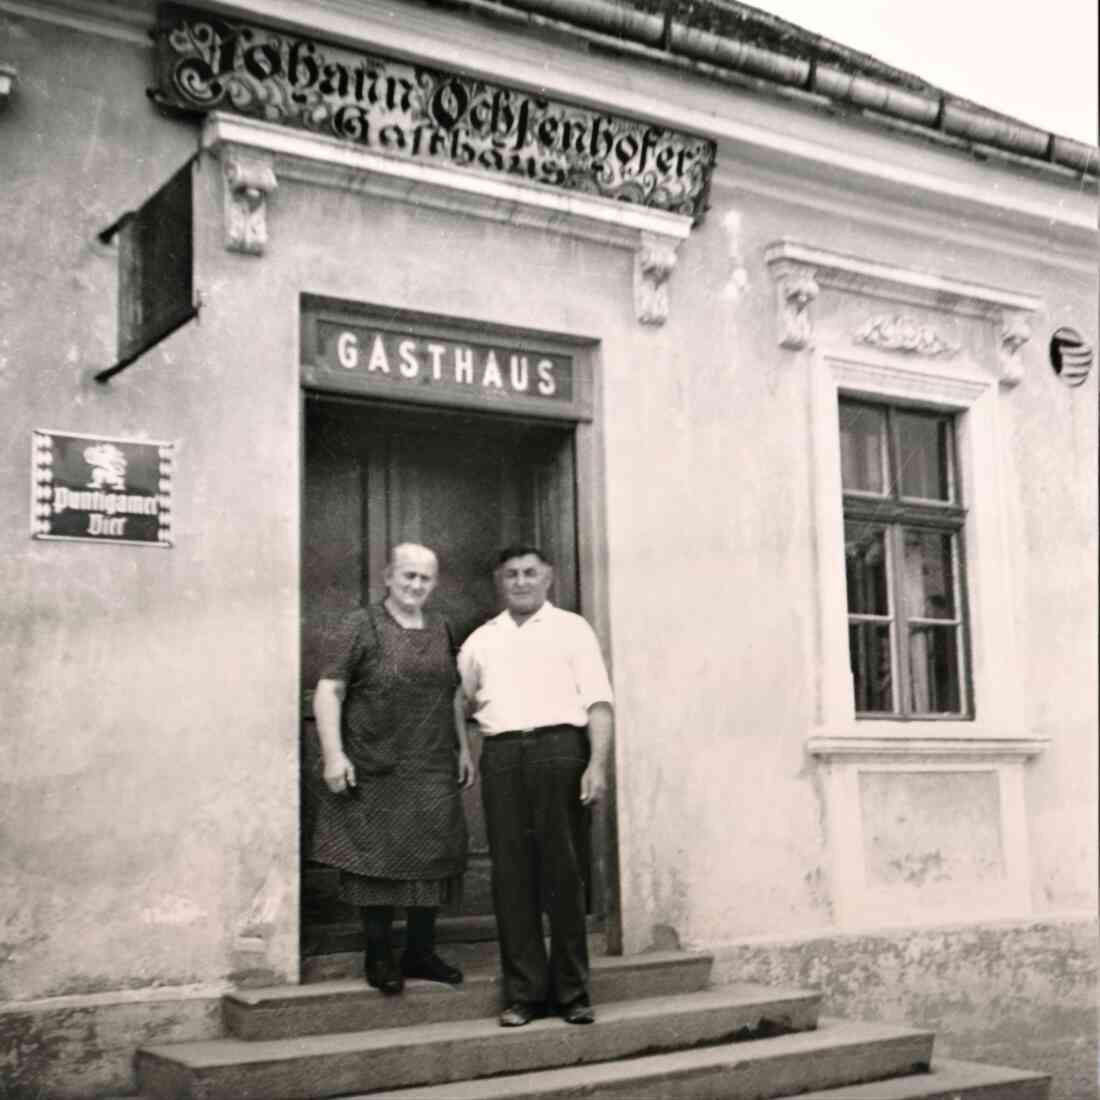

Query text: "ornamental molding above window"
[202, 112, 693, 326]
[854, 315, 961, 359]
[764, 240, 1043, 386]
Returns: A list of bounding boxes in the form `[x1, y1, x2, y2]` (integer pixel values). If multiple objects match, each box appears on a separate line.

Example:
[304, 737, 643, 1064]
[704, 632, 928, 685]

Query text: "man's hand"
[579, 761, 606, 806]
[458, 746, 478, 790]
[323, 750, 356, 794]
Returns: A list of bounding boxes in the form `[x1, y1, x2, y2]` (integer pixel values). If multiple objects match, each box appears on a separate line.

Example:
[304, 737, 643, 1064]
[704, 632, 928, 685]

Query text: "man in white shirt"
[457, 545, 614, 1027]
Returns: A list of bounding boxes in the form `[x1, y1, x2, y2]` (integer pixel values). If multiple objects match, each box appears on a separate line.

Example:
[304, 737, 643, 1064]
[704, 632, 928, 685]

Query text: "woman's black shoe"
[365, 949, 405, 994]
[401, 951, 463, 985]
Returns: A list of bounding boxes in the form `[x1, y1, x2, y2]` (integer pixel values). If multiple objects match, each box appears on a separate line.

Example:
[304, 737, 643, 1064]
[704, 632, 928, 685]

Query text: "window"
[840, 398, 971, 718]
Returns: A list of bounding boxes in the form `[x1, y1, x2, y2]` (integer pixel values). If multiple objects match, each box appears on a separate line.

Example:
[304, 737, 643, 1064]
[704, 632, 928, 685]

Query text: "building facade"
[1, 1, 1096, 1096]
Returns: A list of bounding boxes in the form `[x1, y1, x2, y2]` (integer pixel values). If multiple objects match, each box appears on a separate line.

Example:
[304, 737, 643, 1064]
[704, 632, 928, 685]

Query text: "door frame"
[297, 297, 620, 954]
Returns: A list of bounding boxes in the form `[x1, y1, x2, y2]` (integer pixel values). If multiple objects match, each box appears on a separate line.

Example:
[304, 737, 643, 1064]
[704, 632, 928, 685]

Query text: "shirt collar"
[493, 600, 554, 628]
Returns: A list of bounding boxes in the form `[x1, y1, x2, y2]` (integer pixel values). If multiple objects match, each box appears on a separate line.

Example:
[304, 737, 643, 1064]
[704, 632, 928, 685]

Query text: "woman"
[311, 542, 475, 993]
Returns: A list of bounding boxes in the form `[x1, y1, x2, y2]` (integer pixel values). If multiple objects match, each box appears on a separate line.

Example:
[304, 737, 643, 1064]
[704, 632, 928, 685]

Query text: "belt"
[486, 723, 580, 742]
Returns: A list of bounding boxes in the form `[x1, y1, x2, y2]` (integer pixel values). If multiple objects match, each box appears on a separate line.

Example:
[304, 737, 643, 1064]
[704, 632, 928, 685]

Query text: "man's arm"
[580, 701, 613, 805]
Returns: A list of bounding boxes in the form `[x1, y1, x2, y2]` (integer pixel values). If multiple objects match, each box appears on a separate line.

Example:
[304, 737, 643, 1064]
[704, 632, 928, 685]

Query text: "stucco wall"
[611, 158, 1098, 950]
[1, 15, 300, 1005]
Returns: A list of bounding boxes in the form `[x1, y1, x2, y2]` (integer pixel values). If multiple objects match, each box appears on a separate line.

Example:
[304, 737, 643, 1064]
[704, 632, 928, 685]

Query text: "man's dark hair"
[495, 544, 552, 568]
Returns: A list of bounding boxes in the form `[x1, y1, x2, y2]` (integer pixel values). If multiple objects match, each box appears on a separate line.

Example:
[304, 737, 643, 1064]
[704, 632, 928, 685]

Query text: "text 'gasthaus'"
[315, 322, 574, 402]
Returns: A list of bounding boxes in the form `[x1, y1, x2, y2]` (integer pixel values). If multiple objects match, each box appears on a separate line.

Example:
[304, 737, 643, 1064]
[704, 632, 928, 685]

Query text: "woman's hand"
[323, 749, 357, 794]
[457, 745, 478, 790]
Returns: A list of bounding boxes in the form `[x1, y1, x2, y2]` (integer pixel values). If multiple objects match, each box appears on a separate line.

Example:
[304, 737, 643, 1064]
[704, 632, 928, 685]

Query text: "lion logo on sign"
[84, 443, 127, 491]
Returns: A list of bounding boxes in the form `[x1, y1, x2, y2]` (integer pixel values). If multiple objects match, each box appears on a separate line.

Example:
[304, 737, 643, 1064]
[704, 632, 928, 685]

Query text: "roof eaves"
[464, 0, 1097, 178]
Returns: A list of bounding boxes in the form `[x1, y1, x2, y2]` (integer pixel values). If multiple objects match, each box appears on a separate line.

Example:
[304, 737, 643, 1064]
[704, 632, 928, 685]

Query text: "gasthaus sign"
[31, 431, 174, 546]
[153, 4, 715, 220]
[302, 316, 582, 417]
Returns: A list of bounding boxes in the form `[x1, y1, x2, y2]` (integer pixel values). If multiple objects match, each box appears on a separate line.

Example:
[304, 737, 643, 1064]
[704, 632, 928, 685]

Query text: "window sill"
[807, 728, 1049, 761]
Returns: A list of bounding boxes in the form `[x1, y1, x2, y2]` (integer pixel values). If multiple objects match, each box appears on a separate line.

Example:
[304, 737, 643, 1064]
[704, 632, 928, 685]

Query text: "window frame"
[808, 347, 1028, 743]
[840, 397, 975, 720]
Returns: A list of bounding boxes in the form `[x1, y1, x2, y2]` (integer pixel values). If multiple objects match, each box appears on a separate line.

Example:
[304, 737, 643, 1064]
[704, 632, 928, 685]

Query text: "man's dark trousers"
[480, 724, 590, 1010]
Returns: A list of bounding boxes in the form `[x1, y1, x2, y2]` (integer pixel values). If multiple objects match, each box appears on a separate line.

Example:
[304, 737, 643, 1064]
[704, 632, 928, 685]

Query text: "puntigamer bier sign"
[155, 5, 715, 219]
[31, 431, 174, 546]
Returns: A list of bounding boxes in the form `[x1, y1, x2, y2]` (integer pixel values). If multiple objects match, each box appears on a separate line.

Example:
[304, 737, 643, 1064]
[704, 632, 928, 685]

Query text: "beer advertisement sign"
[31, 431, 174, 547]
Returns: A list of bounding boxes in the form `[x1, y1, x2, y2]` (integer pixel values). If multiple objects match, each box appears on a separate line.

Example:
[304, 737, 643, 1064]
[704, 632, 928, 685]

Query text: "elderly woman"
[310, 542, 474, 994]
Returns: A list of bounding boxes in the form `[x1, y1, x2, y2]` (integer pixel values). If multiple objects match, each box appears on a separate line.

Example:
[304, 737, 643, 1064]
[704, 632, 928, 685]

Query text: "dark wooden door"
[300, 397, 578, 939]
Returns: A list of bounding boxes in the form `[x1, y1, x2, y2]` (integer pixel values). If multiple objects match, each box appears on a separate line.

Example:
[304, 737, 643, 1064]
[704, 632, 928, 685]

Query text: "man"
[457, 545, 614, 1027]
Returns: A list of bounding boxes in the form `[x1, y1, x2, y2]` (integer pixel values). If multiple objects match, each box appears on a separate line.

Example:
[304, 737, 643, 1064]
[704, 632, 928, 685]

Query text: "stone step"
[302, 930, 608, 983]
[227, 950, 714, 1040]
[303, 914, 502, 959]
[135, 984, 822, 1099]
[787, 1056, 1050, 1099]
[357, 1018, 935, 1100]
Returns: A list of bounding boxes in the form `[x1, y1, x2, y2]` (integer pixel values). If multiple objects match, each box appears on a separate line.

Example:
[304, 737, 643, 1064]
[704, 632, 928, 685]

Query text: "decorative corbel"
[768, 260, 819, 349]
[0, 62, 17, 110]
[997, 310, 1032, 388]
[634, 232, 681, 326]
[221, 146, 277, 255]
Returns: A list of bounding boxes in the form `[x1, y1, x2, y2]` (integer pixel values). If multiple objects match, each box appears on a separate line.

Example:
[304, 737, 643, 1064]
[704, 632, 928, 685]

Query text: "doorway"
[300, 395, 595, 957]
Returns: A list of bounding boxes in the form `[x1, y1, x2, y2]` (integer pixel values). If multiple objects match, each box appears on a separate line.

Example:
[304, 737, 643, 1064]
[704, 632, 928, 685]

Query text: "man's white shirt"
[457, 602, 613, 735]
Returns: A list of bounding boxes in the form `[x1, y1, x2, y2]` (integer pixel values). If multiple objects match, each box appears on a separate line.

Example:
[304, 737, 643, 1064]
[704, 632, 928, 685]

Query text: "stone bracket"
[634, 233, 683, 326]
[767, 258, 820, 350]
[219, 145, 278, 255]
[996, 309, 1033, 388]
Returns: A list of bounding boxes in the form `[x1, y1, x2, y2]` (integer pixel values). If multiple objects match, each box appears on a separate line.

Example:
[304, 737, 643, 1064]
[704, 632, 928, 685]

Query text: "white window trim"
[811, 345, 1029, 740]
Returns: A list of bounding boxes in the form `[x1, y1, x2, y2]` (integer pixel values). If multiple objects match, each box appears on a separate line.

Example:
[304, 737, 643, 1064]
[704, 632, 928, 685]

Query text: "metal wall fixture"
[1049, 327, 1094, 387]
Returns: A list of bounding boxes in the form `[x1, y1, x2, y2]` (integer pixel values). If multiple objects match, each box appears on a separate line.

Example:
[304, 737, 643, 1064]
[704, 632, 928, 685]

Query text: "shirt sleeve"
[317, 610, 370, 684]
[456, 634, 480, 701]
[570, 617, 614, 709]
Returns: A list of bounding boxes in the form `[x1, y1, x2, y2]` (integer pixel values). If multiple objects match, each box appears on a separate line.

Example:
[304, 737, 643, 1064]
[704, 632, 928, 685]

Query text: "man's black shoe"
[560, 998, 595, 1024]
[401, 951, 464, 985]
[499, 1002, 545, 1027]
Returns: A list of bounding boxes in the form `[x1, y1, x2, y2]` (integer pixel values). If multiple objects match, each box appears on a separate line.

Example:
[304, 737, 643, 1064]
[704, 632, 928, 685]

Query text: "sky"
[756, 0, 1098, 145]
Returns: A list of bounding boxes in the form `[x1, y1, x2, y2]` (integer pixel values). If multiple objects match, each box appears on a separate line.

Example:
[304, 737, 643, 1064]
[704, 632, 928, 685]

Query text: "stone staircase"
[133, 945, 1050, 1099]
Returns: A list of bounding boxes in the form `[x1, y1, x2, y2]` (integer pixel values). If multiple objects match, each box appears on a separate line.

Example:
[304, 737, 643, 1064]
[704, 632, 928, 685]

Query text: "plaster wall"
[612, 161, 1098, 950]
[1, 16, 299, 1004]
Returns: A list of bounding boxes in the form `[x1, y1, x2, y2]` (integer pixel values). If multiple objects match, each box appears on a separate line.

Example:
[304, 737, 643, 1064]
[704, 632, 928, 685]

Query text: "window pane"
[845, 522, 889, 615]
[901, 529, 956, 618]
[839, 402, 887, 493]
[849, 622, 894, 712]
[896, 411, 952, 500]
[908, 625, 962, 713]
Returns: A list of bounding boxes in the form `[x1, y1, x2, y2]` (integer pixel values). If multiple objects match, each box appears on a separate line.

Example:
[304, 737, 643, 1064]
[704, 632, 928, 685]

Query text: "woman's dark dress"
[310, 604, 468, 907]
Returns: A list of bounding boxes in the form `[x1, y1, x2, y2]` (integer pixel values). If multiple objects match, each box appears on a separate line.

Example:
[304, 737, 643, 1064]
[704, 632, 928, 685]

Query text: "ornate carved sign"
[154, 4, 715, 220]
[31, 431, 174, 546]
